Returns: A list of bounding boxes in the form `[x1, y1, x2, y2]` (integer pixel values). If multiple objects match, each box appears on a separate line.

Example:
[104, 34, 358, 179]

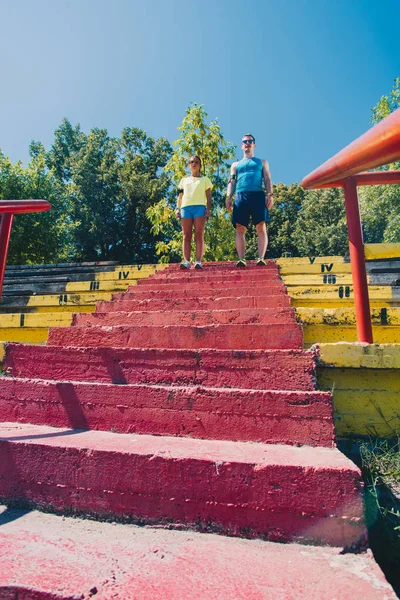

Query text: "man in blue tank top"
[226, 134, 274, 267]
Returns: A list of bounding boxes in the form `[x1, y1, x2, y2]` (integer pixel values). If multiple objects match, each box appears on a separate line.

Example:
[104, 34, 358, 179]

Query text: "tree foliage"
[292, 188, 349, 257]
[147, 103, 236, 262]
[359, 77, 400, 244]
[1, 81, 399, 267]
[0, 143, 75, 265]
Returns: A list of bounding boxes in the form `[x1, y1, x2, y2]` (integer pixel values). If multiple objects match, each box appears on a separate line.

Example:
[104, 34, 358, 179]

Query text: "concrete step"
[0, 507, 393, 600]
[96, 294, 292, 312]
[46, 322, 304, 350]
[115, 287, 287, 302]
[74, 307, 296, 327]
[167, 261, 277, 272]
[141, 271, 281, 285]
[130, 282, 285, 294]
[0, 377, 334, 446]
[0, 422, 365, 546]
[3, 345, 317, 390]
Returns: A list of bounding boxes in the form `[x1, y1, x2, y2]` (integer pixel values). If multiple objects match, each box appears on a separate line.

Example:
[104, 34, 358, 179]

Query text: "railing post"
[0, 213, 14, 301]
[343, 177, 373, 343]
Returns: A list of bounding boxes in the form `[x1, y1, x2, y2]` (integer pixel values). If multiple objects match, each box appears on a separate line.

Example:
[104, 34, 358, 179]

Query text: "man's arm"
[226, 162, 238, 211]
[262, 160, 274, 209]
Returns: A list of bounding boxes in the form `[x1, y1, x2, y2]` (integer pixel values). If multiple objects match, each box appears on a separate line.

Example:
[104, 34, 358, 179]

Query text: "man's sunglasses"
[189, 160, 200, 164]
[242, 139, 254, 145]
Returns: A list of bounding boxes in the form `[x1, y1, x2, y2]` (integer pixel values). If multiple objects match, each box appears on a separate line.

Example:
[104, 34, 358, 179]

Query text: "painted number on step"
[118, 271, 130, 280]
[338, 286, 351, 298]
[321, 264, 334, 272]
[323, 274, 337, 284]
[90, 281, 100, 291]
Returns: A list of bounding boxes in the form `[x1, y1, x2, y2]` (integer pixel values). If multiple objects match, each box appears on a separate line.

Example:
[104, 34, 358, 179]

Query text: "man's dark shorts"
[232, 191, 270, 228]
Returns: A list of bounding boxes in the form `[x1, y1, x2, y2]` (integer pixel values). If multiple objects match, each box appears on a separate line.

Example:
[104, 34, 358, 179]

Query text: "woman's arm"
[175, 192, 183, 218]
[205, 188, 212, 217]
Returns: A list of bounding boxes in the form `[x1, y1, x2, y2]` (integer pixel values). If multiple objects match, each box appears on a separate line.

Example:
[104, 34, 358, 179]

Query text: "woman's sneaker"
[194, 261, 203, 270]
[180, 260, 191, 270]
[256, 257, 267, 266]
[236, 258, 247, 268]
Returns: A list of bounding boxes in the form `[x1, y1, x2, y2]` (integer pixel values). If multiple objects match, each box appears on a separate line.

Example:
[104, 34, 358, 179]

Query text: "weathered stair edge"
[0, 422, 365, 547]
[0, 377, 335, 447]
[3, 345, 318, 390]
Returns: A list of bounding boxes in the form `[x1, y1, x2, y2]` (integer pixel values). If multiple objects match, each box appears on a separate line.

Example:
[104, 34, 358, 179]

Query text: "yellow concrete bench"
[315, 342, 400, 439]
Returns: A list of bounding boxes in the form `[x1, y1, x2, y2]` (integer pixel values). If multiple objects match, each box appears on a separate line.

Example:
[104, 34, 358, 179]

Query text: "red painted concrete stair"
[0, 260, 390, 598]
[0, 507, 395, 600]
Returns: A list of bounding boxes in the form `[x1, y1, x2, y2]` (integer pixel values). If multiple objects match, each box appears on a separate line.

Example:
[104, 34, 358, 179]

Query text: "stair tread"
[0, 506, 393, 600]
[0, 421, 352, 468]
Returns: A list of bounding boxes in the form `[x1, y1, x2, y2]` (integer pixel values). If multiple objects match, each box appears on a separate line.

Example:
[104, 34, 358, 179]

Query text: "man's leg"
[236, 224, 247, 259]
[181, 218, 193, 261]
[255, 221, 268, 258]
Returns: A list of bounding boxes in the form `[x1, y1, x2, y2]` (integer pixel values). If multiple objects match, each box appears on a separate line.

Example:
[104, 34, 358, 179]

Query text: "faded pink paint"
[0, 508, 394, 600]
[73, 307, 296, 327]
[46, 322, 304, 350]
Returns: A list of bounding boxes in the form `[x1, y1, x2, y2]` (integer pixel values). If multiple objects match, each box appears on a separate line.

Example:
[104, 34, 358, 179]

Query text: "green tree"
[147, 103, 236, 262]
[0, 144, 75, 265]
[47, 120, 172, 262]
[292, 188, 348, 257]
[359, 77, 400, 244]
[371, 77, 400, 124]
[267, 183, 305, 257]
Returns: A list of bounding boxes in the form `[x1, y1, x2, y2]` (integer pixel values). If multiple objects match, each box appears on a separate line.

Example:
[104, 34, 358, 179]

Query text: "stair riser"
[0, 442, 365, 545]
[73, 308, 296, 327]
[96, 296, 291, 312]
[47, 324, 304, 350]
[0, 379, 334, 446]
[125, 285, 286, 297]
[4, 346, 316, 390]
[141, 272, 281, 285]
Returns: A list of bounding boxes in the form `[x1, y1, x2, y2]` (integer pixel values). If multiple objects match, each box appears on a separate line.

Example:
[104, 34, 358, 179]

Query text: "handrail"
[0, 199, 51, 300]
[301, 109, 400, 344]
[302, 108, 400, 189]
[316, 169, 400, 188]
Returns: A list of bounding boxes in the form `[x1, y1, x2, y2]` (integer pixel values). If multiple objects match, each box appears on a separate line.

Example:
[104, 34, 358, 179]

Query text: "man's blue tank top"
[235, 157, 264, 193]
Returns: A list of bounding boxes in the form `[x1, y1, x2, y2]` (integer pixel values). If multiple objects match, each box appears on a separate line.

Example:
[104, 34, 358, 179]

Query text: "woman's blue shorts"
[180, 205, 207, 219]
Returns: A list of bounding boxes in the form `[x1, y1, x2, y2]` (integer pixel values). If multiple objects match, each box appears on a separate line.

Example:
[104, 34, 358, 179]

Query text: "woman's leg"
[193, 216, 207, 261]
[181, 218, 193, 261]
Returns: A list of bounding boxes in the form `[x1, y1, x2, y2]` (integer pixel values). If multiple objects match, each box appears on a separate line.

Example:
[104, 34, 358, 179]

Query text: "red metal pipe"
[302, 108, 400, 189]
[316, 169, 400, 189]
[0, 214, 14, 299]
[0, 199, 50, 301]
[343, 178, 373, 343]
[0, 199, 51, 214]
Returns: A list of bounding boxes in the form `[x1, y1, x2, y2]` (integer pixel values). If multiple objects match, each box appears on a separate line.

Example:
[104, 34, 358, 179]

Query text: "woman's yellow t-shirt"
[179, 176, 213, 208]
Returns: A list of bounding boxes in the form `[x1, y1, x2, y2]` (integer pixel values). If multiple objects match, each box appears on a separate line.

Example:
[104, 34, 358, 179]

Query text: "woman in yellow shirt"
[175, 155, 212, 270]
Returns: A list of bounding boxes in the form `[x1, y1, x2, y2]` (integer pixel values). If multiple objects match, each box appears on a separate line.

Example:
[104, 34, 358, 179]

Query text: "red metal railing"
[301, 107, 400, 343]
[0, 200, 51, 300]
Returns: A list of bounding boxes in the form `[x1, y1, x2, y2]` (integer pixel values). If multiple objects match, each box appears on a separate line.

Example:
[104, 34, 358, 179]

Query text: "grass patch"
[360, 438, 400, 595]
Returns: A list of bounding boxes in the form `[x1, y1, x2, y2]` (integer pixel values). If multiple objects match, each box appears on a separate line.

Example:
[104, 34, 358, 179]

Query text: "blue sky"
[0, 0, 398, 184]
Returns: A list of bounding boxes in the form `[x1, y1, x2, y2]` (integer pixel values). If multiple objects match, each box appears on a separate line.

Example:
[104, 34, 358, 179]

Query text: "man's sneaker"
[256, 257, 267, 266]
[180, 260, 191, 270]
[194, 261, 203, 270]
[236, 258, 247, 268]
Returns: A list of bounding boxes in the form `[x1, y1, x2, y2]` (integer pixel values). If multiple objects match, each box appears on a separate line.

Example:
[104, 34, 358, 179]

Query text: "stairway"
[0, 261, 394, 598]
